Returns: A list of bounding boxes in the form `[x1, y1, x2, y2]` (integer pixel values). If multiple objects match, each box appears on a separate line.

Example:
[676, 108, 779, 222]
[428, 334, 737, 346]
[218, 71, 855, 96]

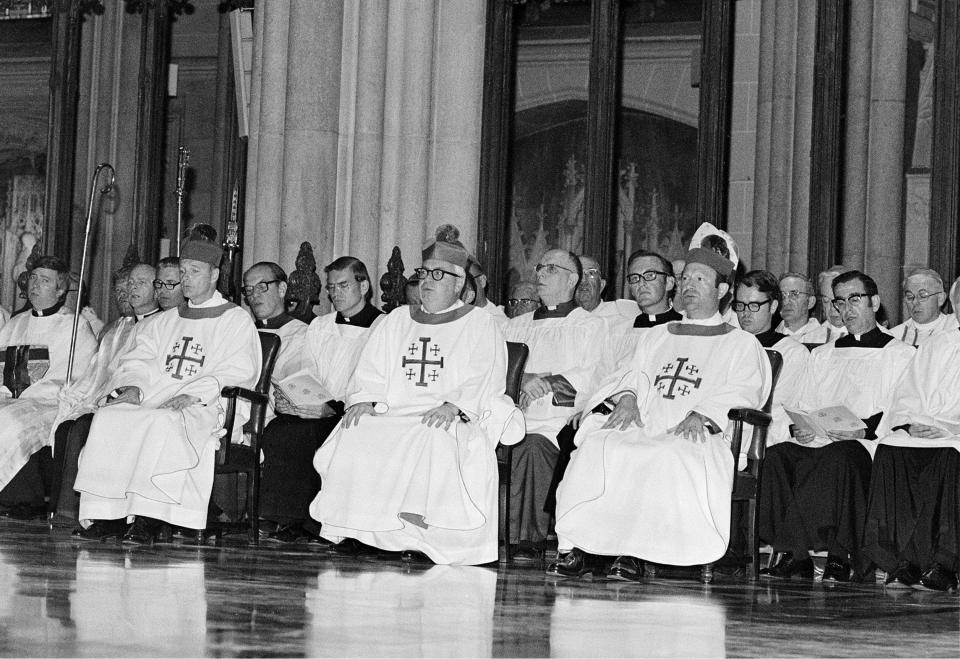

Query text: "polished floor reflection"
[0, 519, 956, 657]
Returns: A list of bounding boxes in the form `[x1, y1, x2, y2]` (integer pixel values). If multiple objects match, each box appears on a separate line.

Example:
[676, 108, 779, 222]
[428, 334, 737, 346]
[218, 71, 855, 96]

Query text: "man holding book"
[758, 271, 914, 582]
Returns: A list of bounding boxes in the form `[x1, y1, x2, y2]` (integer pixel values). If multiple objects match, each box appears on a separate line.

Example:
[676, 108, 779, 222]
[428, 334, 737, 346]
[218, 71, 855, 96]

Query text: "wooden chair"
[700, 349, 784, 583]
[497, 341, 529, 563]
[211, 332, 282, 545]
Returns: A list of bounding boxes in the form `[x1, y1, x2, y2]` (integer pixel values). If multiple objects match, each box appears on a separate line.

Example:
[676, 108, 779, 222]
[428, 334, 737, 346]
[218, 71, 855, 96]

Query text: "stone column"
[244, 0, 487, 295]
[864, 1, 908, 315]
[840, 0, 872, 270]
[750, 0, 776, 269]
[787, 0, 817, 271]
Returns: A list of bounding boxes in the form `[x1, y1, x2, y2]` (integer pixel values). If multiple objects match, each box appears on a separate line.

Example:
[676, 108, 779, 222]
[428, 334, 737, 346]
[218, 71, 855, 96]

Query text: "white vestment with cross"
[310, 303, 523, 565]
[555, 314, 771, 565]
[75, 294, 261, 529]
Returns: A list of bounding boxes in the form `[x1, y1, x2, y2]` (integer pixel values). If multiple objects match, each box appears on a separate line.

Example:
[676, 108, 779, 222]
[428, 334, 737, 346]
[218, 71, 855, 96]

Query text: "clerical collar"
[31, 300, 64, 317]
[136, 307, 161, 322]
[256, 312, 296, 330]
[667, 312, 734, 336]
[835, 326, 892, 349]
[754, 327, 786, 348]
[336, 303, 381, 327]
[907, 315, 943, 330]
[633, 307, 682, 328]
[409, 302, 473, 325]
[683, 312, 723, 326]
[534, 300, 577, 320]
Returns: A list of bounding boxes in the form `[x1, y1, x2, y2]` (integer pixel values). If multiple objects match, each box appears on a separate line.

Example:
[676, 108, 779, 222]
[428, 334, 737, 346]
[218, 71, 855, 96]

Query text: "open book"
[273, 369, 336, 418]
[784, 406, 866, 437]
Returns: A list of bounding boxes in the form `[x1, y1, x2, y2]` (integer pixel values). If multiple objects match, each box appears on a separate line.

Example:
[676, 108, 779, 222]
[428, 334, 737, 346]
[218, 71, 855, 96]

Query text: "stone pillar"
[864, 1, 908, 316]
[787, 0, 816, 271]
[840, 0, 872, 271]
[244, 0, 486, 296]
[750, 0, 776, 269]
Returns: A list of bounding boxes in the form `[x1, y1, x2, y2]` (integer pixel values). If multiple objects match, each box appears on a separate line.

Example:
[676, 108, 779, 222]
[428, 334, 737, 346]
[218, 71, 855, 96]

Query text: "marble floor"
[0, 519, 956, 657]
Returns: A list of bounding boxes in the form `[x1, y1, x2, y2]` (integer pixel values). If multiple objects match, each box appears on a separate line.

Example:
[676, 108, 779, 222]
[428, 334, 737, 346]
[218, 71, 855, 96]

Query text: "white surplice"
[303, 310, 381, 400]
[310, 303, 523, 565]
[775, 317, 822, 342]
[887, 313, 958, 348]
[0, 306, 98, 489]
[75, 294, 260, 529]
[504, 306, 606, 444]
[875, 328, 960, 454]
[256, 314, 308, 420]
[555, 314, 771, 565]
[804, 321, 847, 345]
[794, 330, 914, 453]
[765, 335, 811, 446]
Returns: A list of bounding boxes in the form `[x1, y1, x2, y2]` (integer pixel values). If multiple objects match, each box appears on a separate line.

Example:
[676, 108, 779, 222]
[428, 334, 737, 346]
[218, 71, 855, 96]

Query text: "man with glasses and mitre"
[775, 273, 821, 342]
[504, 248, 606, 561]
[308, 227, 521, 564]
[887, 268, 957, 347]
[758, 271, 914, 583]
[258, 256, 382, 544]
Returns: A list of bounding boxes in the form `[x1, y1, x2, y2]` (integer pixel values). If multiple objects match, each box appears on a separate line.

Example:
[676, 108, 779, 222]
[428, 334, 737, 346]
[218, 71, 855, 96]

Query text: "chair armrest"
[221, 386, 268, 406]
[728, 408, 771, 427]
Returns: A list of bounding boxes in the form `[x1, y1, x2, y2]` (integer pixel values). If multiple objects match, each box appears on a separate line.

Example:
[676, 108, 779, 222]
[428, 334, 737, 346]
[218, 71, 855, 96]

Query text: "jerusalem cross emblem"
[653, 357, 702, 399]
[402, 337, 443, 387]
[165, 336, 206, 380]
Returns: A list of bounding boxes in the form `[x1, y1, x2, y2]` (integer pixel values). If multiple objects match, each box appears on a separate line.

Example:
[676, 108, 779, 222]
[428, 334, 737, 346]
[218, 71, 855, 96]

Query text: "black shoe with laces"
[546, 548, 602, 578]
[760, 552, 814, 580]
[72, 519, 128, 542]
[821, 555, 851, 583]
[607, 556, 644, 582]
[122, 517, 159, 546]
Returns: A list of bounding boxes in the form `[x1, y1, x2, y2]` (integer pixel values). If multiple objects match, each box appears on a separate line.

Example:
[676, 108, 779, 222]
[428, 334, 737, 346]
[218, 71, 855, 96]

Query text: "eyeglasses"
[832, 292, 869, 311]
[779, 289, 810, 300]
[152, 280, 181, 290]
[582, 268, 602, 279]
[325, 280, 359, 293]
[241, 280, 280, 297]
[627, 270, 671, 285]
[903, 289, 942, 303]
[732, 299, 773, 313]
[414, 267, 462, 281]
[535, 263, 575, 276]
[507, 298, 538, 307]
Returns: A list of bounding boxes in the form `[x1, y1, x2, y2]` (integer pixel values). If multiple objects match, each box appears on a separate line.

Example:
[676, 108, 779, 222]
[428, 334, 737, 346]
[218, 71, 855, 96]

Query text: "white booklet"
[784, 406, 867, 437]
[273, 369, 336, 418]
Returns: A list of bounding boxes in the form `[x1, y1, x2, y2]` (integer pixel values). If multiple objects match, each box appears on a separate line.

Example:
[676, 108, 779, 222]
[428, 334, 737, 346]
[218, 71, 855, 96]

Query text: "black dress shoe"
[914, 564, 958, 592]
[401, 550, 432, 564]
[511, 544, 544, 565]
[265, 524, 305, 544]
[333, 537, 380, 556]
[821, 555, 851, 583]
[547, 548, 600, 578]
[885, 562, 922, 589]
[122, 517, 158, 545]
[72, 519, 128, 542]
[760, 552, 814, 579]
[607, 556, 643, 582]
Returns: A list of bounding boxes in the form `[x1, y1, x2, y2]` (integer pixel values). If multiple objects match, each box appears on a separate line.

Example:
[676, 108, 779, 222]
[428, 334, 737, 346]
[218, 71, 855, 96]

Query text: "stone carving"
[379, 246, 406, 313]
[285, 241, 321, 323]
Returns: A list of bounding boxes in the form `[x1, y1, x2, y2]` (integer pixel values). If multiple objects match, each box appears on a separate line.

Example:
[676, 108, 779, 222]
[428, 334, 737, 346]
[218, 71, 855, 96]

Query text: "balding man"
[505, 249, 605, 561]
[888, 268, 957, 347]
[759, 271, 914, 582]
[864, 278, 960, 591]
[0, 256, 98, 515]
[775, 273, 820, 342]
[49, 263, 162, 523]
[806, 265, 853, 344]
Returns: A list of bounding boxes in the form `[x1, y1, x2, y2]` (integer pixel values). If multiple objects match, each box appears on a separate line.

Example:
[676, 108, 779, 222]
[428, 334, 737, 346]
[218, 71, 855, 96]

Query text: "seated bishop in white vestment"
[75, 241, 260, 533]
[553, 249, 771, 576]
[310, 236, 522, 565]
[0, 257, 98, 493]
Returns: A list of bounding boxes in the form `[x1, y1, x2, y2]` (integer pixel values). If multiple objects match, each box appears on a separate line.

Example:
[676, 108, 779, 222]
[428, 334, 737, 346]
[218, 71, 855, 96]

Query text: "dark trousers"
[259, 413, 341, 526]
[862, 445, 960, 573]
[49, 414, 94, 521]
[758, 441, 872, 569]
[509, 433, 559, 546]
